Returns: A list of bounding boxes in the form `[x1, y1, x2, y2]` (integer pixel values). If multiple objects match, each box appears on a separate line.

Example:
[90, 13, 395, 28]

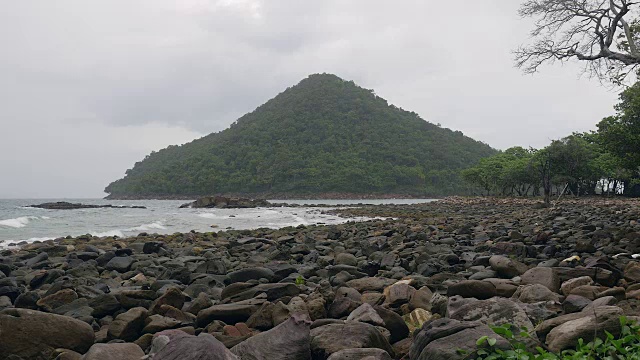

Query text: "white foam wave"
[90, 230, 126, 238]
[0, 216, 43, 228]
[198, 213, 227, 219]
[129, 221, 166, 231]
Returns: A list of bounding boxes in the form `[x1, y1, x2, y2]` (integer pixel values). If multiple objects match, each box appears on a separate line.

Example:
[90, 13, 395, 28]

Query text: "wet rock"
[311, 321, 395, 360]
[347, 303, 385, 326]
[489, 255, 528, 278]
[514, 284, 562, 303]
[409, 318, 509, 360]
[374, 305, 410, 344]
[383, 281, 415, 307]
[520, 267, 560, 293]
[108, 306, 148, 341]
[624, 261, 640, 283]
[336, 253, 358, 267]
[228, 267, 275, 283]
[0, 308, 94, 360]
[150, 330, 239, 360]
[105, 256, 135, 272]
[37, 288, 78, 312]
[562, 295, 592, 313]
[346, 277, 396, 293]
[448, 296, 535, 334]
[560, 276, 593, 296]
[327, 348, 392, 360]
[231, 314, 312, 359]
[143, 314, 182, 334]
[446, 280, 497, 300]
[82, 343, 145, 360]
[546, 306, 623, 352]
[197, 298, 265, 326]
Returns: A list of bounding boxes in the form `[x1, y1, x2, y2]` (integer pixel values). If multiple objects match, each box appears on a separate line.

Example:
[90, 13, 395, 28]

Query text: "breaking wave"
[0, 216, 48, 228]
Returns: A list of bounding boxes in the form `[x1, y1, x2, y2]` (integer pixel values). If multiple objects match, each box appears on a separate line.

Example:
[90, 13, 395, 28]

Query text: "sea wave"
[128, 221, 166, 231]
[0, 216, 47, 228]
[90, 230, 126, 238]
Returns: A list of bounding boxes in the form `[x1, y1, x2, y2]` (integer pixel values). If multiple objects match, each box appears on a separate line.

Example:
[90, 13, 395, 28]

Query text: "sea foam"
[129, 221, 166, 231]
[90, 230, 126, 238]
[0, 216, 44, 228]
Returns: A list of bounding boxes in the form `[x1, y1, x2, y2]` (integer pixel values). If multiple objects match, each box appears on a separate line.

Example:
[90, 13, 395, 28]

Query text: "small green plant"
[467, 317, 640, 360]
[295, 275, 306, 285]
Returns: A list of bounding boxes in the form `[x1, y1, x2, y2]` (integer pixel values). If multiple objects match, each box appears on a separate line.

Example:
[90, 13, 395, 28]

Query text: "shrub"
[466, 317, 640, 360]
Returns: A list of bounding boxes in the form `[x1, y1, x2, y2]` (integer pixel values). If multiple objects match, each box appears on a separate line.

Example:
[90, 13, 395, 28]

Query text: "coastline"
[104, 192, 442, 201]
[3, 196, 640, 358]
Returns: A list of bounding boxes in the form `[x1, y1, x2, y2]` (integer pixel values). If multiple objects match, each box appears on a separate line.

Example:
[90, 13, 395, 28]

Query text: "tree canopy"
[105, 74, 496, 198]
[463, 82, 640, 200]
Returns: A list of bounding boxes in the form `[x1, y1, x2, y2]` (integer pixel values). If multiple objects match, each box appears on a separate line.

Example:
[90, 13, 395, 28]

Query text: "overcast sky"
[0, 0, 621, 198]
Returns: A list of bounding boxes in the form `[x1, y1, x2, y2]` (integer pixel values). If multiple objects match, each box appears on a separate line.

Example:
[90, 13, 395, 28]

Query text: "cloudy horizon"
[0, 0, 621, 198]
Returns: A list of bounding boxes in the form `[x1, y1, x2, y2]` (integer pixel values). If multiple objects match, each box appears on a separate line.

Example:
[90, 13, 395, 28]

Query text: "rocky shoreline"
[1, 197, 640, 359]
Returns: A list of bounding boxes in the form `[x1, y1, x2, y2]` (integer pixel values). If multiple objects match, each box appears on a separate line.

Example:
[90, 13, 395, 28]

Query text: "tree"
[516, 0, 640, 83]
[596, 82, 640, 195]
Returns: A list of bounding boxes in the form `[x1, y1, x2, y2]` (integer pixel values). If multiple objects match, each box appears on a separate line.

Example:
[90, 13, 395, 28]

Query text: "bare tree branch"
[515, 0, 640, 83]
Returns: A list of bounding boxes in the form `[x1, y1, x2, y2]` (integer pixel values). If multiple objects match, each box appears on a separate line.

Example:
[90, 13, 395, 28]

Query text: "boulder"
[560, 276, 593, 296]
[624, 262, 640, 283]
[374, 305, 410, 344]
[546, 306, 623, 352]
[347, 303, 385, 326]
[346, 277, 397, 293]
[327, 348, 392, 360]
[536, 305, 623, 340]
[197, 298, 265, 326]
[489, 255, 528, 278]
[108, 306, 148, 341]
[409, 318, 509, 360]
[36, 288, 78, 312]
[228, 267, 275, 283]
[82, 343, 145, 360]
[0, 308, 94, 360]
[520, 267, 560, 293]
[336, 253, 358, 267]
[562, 295, 592, 313]
[448, 296, 535, 334]
[311, 321, 395, 360]
[105, 256, 135, 272]
[446, 280, 497, 300]
[513, 284, 561, 303]
[151, 330, 239, 360]
[231, 314, 312, 359]
[383, 281, 416, 307]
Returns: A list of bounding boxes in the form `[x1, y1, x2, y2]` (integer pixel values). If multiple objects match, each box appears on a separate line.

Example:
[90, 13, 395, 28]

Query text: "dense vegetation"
[462, 81, 640, 202]
[105, 74, 496, 198]
[469, 318, 640, 360]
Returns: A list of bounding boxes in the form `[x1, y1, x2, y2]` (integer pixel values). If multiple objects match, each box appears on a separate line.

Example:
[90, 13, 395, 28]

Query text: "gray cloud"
[0, 0, 620, 197]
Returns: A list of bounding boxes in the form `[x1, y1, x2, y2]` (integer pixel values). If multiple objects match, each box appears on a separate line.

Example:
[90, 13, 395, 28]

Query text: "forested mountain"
[105, 74, 496, 198]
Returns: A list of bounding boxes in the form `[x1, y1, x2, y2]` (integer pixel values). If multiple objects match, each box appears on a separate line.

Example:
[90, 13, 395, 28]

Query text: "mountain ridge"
[105, 73, 496, 198]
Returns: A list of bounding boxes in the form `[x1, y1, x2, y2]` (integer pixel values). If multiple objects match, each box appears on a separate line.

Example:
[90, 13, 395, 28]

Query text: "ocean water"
[0, 198, 435, 247]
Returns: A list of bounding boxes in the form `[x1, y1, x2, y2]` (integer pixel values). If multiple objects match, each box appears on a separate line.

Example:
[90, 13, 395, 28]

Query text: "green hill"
[105, 74, 496, 198]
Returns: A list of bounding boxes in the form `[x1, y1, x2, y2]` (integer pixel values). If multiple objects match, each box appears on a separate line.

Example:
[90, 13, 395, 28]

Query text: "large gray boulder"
[82, 343, 145, 360]
[409, 318, 509, 360]
[327, 348, 392, 360]
[231, 314, 312, 359]
[447, 296, 535, 334]
[311, 321, 395, 360]
[0, 308, 95, 360]
[546, 306, 624, 352]
[151, 329, 239, 360]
